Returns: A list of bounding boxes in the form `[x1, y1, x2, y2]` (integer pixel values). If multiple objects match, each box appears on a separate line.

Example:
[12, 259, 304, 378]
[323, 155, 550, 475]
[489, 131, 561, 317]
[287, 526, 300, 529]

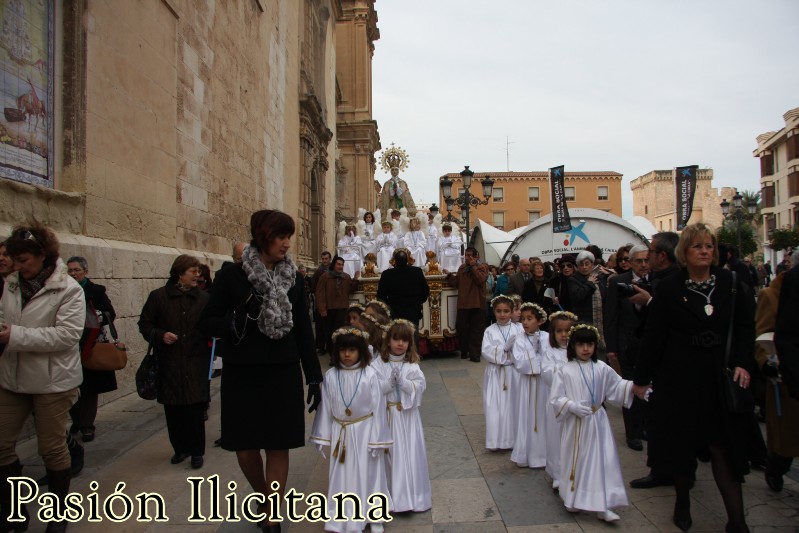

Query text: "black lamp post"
[720, 190, 758, 253]
[440, 166, 494, 244]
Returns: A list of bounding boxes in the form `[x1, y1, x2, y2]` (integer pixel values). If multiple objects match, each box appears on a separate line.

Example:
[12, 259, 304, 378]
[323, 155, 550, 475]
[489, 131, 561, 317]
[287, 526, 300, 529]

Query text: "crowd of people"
[1, 213, 797, 533]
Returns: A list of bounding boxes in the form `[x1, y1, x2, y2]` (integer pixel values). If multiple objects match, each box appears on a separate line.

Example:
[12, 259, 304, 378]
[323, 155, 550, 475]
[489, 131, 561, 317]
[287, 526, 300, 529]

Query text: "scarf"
[241, 245, 296, 339]
[19, 264, 55, 308]
[590, 278, 606, 351]
[685, 274, 716, 291]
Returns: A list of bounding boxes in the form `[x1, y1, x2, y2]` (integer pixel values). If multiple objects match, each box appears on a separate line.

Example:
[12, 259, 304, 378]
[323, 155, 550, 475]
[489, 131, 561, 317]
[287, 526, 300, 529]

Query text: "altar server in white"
[425, 212, 439, 256]
[357, 209, 379, 256]
[371, 319, 432, 513]
[310, 327, 393, 532]
[549, 323, 634, 523]
[482, 295, 523, 450]
[403, 217, 427, 268]
[337, 223, 363, 278]
[541, 311, 578, 490]
[437, 223, 463, 273]
[374, 221, 397, 272]
[511, 302, 549, 468]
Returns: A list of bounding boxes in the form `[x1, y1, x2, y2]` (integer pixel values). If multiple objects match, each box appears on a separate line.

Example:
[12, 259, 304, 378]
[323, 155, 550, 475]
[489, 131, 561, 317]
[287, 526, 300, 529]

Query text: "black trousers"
[313, 308, 326, 350]
[69, 393, 99, 433]
[619, 344, 644, 441]
[324, 308, 349, 353]
[163, 403, 206, 456]
[456, 308, 485, 360]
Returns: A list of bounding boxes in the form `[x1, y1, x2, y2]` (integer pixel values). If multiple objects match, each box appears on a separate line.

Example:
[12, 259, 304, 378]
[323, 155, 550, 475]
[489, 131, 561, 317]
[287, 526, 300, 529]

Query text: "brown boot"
[44, 468, 70, 533]
[0, 460, 29, 533]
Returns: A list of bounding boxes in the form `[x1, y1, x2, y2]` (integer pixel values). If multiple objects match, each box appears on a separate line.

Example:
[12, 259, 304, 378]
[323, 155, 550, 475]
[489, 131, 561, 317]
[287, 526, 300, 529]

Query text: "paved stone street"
[15, 355, 799, 532]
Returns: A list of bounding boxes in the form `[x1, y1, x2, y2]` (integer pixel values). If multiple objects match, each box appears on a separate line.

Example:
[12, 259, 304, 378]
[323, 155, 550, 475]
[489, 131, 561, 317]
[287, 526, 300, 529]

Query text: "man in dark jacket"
[310, 251, 332, 352]
[377, 248, 430, 326]
[775, 250, 799, 400]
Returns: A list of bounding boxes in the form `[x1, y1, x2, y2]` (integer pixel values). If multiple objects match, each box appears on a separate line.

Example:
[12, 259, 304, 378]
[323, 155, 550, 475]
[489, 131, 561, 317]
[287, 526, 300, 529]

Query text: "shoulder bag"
[721, 271, 755, 414]
[135, 332, 158, 400]
[83, 311, 127, 371]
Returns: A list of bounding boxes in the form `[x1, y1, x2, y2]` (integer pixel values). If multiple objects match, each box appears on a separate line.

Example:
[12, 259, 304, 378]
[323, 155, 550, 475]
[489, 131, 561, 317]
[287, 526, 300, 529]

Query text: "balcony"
[761, 153, 774, 178]
[789, 171, 799, 198]
[762, 184, 775, 208]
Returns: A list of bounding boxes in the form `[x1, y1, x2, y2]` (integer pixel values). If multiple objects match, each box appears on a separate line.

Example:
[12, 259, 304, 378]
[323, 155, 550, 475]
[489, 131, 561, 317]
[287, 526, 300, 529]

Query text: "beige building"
[0, 0, 379, 399]
[438, 171, 622, 231]
[630, 169, 733, 233]
[754, 107, 799, 262]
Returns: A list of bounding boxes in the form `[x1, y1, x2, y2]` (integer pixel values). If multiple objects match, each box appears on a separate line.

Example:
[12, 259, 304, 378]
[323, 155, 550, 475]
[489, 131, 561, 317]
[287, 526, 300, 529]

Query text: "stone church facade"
[0, 0, 380, 399]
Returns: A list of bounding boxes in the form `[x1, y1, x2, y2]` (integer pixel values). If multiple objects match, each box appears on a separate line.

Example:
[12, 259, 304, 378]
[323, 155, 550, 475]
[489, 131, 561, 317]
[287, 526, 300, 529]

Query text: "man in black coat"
[377, 248, 430, 326]
[775, 251, 799, 400]
[604, 244, 649, 451]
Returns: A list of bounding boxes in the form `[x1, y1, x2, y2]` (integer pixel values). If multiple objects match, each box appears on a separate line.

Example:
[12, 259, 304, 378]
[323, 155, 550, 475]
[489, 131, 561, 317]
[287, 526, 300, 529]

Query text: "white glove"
[369, 448, 381, 458]
[566, 401, 593, 418]
[316, 444, 327, 459]
[503, 335, 516, 353]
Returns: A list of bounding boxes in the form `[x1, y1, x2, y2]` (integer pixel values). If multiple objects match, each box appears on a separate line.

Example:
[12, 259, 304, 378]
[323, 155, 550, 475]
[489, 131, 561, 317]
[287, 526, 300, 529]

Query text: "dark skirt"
[220, 361, 306, 451]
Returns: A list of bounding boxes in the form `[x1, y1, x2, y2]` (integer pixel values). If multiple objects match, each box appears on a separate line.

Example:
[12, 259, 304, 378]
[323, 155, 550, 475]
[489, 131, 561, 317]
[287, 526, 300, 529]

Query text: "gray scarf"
[241, 246, 296, 339]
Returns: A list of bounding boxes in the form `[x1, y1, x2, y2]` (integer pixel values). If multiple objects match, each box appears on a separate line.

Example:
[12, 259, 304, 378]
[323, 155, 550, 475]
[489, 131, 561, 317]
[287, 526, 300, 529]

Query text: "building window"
[597, 186, 608, 201]
[492, 212, 505, 229]
[645, 205, 648, 215]
[794, 208, 799, 226]
[493, 187, 504, 202]
[528, 187, 540, 201]
[528, 211, 540, 223]
[565, 187, 575, 201]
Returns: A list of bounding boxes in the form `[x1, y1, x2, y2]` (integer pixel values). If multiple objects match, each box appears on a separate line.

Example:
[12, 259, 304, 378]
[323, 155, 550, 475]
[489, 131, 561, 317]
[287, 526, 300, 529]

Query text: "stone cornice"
[442, 171, 622, 183]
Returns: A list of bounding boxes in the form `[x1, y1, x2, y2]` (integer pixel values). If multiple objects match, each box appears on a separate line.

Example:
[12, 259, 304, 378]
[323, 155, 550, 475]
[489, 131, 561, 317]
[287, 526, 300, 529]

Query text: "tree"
[768, 226, 799, 251]
[716, 220, 758, 257]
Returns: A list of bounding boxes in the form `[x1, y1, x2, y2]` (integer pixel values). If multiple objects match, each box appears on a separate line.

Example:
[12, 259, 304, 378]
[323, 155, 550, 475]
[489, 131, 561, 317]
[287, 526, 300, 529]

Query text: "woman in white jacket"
[0, 225, 85, 533]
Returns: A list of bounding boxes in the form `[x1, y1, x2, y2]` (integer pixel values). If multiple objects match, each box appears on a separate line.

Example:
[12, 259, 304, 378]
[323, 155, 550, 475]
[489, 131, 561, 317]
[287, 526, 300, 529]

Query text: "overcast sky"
[371, 0, 799, 219]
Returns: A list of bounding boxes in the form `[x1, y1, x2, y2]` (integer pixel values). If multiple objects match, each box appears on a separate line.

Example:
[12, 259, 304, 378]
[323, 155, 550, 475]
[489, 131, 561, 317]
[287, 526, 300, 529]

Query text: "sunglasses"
[618, 256, 630, 262]
[562, 263, 575, 268]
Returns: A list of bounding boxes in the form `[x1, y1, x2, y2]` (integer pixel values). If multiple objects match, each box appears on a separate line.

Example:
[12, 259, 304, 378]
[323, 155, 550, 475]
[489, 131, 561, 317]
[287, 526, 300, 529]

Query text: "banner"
[675, 165, 698, 230]
[549, 165, 572, 233]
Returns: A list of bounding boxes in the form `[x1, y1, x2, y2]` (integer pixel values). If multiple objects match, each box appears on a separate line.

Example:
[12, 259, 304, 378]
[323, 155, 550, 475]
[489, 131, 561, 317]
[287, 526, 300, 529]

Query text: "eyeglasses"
[562, 263, 575, 268]
[618, 256, 630, 262]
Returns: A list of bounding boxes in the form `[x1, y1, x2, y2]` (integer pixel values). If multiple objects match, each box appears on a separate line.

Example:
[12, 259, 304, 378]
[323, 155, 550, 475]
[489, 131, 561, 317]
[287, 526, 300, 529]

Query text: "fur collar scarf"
[241, 246, 297, 339]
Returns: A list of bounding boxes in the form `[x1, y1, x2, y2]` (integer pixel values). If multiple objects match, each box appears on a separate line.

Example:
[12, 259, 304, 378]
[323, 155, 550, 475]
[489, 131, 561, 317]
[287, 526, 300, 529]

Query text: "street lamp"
[720, 190, 758, 253]
[440, 165, 494, 244]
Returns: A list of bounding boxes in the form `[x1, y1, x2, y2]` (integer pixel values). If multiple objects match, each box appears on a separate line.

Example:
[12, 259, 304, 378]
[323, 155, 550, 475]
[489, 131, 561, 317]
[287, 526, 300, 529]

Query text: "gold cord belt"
[332, 412, 374, 463]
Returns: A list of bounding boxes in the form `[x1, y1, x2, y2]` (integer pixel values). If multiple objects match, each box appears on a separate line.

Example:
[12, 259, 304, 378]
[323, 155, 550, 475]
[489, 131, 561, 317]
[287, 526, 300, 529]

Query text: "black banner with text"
[549, 165, 572, 233]
[675, 165, 698, 230]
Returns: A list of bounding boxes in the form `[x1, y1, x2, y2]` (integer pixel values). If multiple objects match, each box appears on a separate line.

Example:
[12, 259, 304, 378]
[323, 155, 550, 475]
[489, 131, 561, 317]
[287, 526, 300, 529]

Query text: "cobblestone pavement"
[14, 355, 799, 532]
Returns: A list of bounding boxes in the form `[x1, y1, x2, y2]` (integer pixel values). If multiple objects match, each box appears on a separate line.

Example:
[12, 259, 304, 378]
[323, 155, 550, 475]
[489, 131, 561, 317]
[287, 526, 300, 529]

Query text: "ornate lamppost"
[440, 166, 494, 244]
[720, 190, 758, 253]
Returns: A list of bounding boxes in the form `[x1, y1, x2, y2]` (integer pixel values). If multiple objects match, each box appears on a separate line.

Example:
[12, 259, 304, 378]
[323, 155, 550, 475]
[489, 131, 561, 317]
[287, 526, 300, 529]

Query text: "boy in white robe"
[403, 218, 427, 268]
[437, 224, 463, 273]
[310, 328, 393, 532]
[374, 222, 397, 272]
[370, 319, 432, 513]
[541, 311, 577, 489]
[548, 323, 634, 522]
[511, 303, 549, 468]
[337, 224, 363, 278]
[482, 295, 520, 450]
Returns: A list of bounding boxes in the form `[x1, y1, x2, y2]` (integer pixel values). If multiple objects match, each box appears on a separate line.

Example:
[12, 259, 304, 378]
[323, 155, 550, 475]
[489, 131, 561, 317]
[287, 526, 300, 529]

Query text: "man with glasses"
[605, 244, 650, 451]
[445, 247, 489, 362]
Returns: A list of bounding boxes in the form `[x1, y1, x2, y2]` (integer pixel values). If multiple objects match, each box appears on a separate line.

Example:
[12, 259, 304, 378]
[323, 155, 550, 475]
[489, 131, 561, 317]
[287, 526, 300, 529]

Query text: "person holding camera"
[604, 244, 650, 451]
[445, 246, 489, 362]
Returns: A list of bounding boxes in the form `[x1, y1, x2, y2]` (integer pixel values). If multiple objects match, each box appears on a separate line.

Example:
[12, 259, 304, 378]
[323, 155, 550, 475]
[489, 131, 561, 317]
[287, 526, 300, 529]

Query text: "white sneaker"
[597, 510, 620, 522]
[371, 523, 384, 532]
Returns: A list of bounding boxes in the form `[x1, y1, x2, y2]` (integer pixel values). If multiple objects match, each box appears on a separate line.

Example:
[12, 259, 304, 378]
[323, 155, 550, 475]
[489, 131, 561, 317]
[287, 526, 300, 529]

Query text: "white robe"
[549, 359, 634, 513]
[482, 322, 522, 450]
[361, 223, 376, 255]
[437, 235, 463, 273]
[426, 225, 438, 255]
[374, 232, 397, 272]
[510, 331, 550, 468]
[371, 358, 432, 512]
[404, 230, 427, 268]
[541, 344, 568, 488]
[310, 366, 393, 532]
[338, 236, 363, 279]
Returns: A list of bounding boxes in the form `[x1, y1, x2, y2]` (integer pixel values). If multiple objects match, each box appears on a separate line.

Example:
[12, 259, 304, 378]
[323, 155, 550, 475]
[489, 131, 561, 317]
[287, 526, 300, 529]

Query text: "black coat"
[603, 271, 643, 358]
[377, 265, 430, 323]
[198, 262, 322, 382]
[635, 267, 755, 479]
[521, 276, 555, 317]
[79, 280, 118, 394]
[138, 284, 210, 405]
[567, 271, 596, 321]
[775, 265, 799, 399]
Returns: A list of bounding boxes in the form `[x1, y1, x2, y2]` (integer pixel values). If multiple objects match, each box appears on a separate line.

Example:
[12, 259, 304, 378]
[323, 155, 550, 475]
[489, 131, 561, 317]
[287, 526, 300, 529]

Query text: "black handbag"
[721, 271, 754, 414]
[135, 333, 158, 401]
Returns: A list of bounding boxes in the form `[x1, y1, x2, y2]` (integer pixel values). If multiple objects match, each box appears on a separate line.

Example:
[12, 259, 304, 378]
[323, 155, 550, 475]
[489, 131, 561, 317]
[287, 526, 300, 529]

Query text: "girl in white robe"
[482, 295, 521, 450]
[338, 224, 363, 278]
[310, 328, 393, 533]
[425, 214, 439, 257]
[374, 222, 397, 272]
[548, 323, 634, 523]
[403, 219, 427, 268]
[511, 303, 549, 468]
[371, 319, 432, 513]
[359, 211, 378, 256]
[437, 224, 463, 273]
[541, 311, 578, 490]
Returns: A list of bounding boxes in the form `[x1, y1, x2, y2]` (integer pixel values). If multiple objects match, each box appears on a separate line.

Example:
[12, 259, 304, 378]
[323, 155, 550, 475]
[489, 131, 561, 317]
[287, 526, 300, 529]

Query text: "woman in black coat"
[198, 210, 322, 533]
[138, 255, 210, 469]
[634, 223, 755, 533]
[376, 247, 430, 324]
[66, 256, 117, 442]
